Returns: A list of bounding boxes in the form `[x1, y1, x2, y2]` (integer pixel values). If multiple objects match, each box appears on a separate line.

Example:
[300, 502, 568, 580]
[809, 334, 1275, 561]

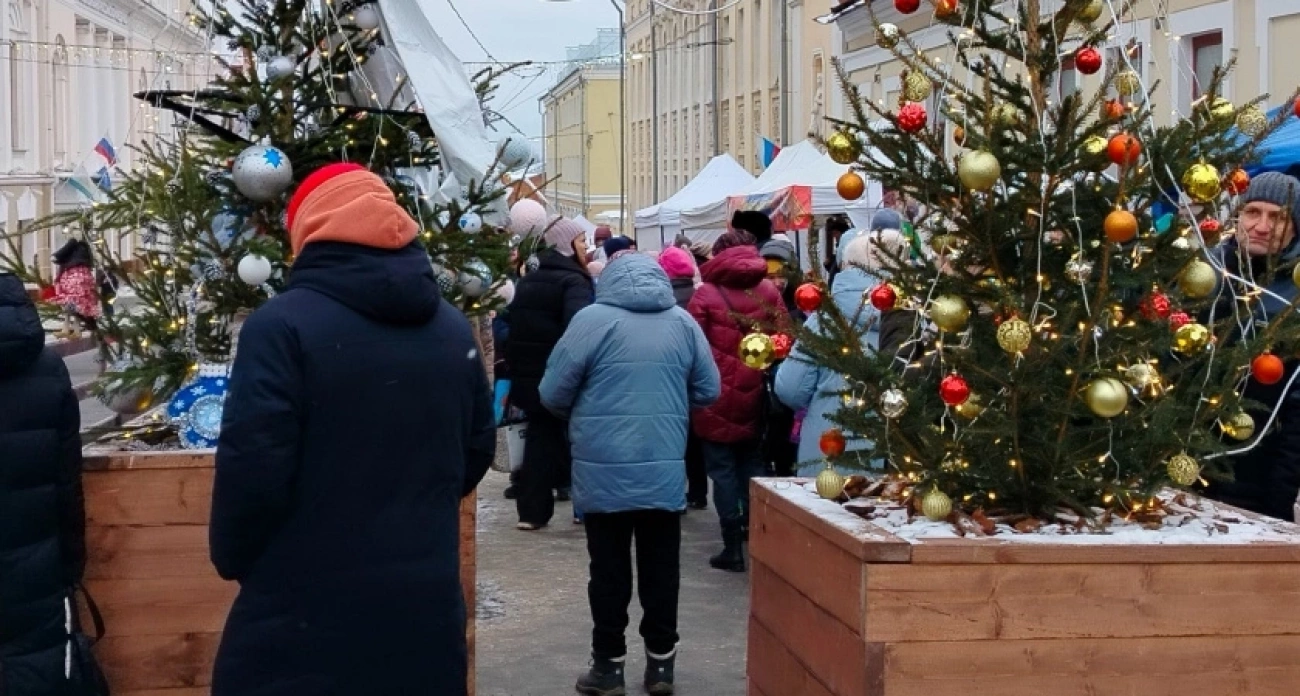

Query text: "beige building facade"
[541, 58, 624, 223]
[831, 0, 1300, 151]
[1, 0, 207, 278]
[623, 0, 834, 216]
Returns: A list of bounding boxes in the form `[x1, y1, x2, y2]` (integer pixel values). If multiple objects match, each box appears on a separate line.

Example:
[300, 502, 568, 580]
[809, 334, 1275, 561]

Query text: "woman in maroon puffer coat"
[687, 230, 786, 572]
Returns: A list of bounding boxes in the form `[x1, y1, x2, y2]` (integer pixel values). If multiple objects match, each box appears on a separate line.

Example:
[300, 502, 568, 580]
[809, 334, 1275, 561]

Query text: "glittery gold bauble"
[957, 150, 1002, 191]
[929, 295, 970, 333]
[1166, 452, 1201, 487]
[826, 130, 862, 165]
[1178, 259, 1217, 298]
[1173, 322, 1211, 354]
[876, 22, 901, 49]
[996, 318, 1031, 353]
[1082, 135, 1109, 171]
[902, 72, 933, 102]
[1115, 70, 1141, 97]
[1207, 97, 1235, 124]
[921, 488, 953, 521]
[1123, 363, 1160, 391]
[738, 332, 777, 370]
[1084, 377, 1129, 418]
[1236, 104, 1268, 137]
[930, 233, 959, 253]
[1181, 162, 1222, 203]
[1293, 262, 1300, 288]
[954, 392, 983, 419]
[815, 464, 847, 500]
[1221, 412, 1256, 441]
[992, 102, 1019, 126]
[1075, 0, 1103, 23]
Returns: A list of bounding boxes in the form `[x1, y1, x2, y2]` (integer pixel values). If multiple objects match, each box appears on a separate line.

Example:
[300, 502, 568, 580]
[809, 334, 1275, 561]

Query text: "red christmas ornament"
[1075, 46, 1102, 75]
[1294, 98, 1300, 120]
[1224, 168, 1250, 196]
[1199, 218, 1222, 236]
[1252, 353, 1285, 385]
[1140, 292, 1172, 320]
[894, 0, 921, 13]
[869, 283, 898, 311]
[896, 102, 928, 133]
[794, 283, 824, 313]
[939, 373, 971, 406]
[1103, 99, 1126, 121]
[1168, 311, 1192, 330]
[819, 428, 847, 458]
[1107, 133, 1141, 166]
[771, 332, 794, 360]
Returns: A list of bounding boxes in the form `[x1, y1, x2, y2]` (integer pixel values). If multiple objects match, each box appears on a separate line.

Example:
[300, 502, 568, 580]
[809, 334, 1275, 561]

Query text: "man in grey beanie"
[1237, 171, 1300, 256]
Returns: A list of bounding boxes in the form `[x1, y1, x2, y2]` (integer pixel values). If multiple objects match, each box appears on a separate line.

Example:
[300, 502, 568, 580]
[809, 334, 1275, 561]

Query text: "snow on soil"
[771, 480, 1300, 544]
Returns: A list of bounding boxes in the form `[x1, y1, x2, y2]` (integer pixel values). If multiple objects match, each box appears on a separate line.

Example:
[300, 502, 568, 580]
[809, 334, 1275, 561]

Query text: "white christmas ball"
[509, 199, 549, 236]
[458, 260, 492, 298]
[353, 4, 381, 31]
[265, 55, 296, 81]
[237, 254, 274, 285]
[496, 135, 536, 171]
[436, 210, 452, 229]
[233, 145, 294, 201]
[459, 212, 483, 234]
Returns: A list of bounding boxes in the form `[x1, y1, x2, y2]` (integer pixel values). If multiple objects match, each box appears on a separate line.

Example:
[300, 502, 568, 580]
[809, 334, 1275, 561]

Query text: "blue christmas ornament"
[1154, 211, 1175, 234]
[167, 362, 231, 449]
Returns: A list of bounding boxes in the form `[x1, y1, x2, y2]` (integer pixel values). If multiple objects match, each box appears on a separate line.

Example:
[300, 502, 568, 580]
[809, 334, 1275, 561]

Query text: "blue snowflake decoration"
[167, 363, 231, 449]
[262, 148, 284, 168]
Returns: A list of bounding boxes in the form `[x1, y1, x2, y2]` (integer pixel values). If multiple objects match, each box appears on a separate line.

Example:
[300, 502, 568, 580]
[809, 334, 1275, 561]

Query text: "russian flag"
[93, 137, 117, 166]
[757, 135, 781, 169]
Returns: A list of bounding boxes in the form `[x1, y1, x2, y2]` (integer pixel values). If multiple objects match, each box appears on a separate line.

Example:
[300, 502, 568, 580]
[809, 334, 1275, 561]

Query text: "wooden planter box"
[747, 479, 1300, 696]
[82, 450, 478, 696]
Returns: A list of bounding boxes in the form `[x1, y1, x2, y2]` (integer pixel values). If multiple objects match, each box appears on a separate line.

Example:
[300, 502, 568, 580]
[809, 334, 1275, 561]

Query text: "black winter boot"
[644, 651, 676, 695]
[709, 528, 745, 572]
[576, 656, 627, 696]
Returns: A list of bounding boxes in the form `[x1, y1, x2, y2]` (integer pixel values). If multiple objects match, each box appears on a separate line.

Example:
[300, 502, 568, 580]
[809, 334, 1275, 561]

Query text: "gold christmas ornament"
[1115, 70, 1141, 97]
[1084, 377, 1129, 418]
[930, 233, 959, 253]
[996, 318, 1032, 354]
[992, 102, 1019, 126]
[1082, 135, 1109, 171]
[1123, 363, 1161, 391]
[957, 150, 1002, 191]
[1173, 322, 1211, 354]
[1221, 412, 1256, 441]
[738, 332, 777, 370]
[1292, 261, 1300, 289]
[920, 488, 954, 521]
[826, 130, 862, 165]
[1181, 162, 1222, 203]
[1075, 0, 1103, 23]
[1207, 97, 1235, 124]
[1166, 452, 1201, 487]
[815, 464, 847, 500]
[902, 72, 933, 102]
[1236, 104, 1268, 137]
[954, 392, 983, 419]
[876, 23, 901, 49]
[929, 295, 970, 333]
[1178, 259, 1217, 298]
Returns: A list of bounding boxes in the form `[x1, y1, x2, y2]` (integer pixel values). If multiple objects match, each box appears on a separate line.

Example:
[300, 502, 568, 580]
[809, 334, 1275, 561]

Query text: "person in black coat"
[0, 272, 106, 696]
[507, 217, 594, 528]
[210, 164, 494, 696]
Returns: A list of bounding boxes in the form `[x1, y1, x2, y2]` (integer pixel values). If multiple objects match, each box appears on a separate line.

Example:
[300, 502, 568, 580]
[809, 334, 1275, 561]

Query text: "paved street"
[475, 467, 750, 696]
[64, 349, 116, 431]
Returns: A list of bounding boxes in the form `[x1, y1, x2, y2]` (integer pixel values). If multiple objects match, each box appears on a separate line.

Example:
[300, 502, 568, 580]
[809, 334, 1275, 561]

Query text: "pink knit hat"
[543, 217, 585, 256]
[658, 246, 696, 279]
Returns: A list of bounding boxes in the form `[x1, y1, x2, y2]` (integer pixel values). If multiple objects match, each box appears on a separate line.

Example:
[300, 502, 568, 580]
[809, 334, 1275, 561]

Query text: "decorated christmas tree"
[797, 0, 1300, 521]
[1, 0, 530, 444]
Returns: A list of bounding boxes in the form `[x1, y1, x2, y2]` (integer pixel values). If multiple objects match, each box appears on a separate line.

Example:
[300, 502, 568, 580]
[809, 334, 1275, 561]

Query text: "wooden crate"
[747, 478, 1300, 696]
[82, 451, 478, 696]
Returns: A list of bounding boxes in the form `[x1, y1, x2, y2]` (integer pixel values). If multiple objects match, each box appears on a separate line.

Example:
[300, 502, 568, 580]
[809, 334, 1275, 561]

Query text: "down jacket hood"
[700, 245, 767, 289]
[0, 273, 44, 377]
[288, 241, 440, 326]
[596, 254, 676, 313]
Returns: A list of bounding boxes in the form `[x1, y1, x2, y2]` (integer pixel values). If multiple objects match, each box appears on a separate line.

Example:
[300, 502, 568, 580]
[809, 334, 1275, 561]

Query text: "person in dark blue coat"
[540, 254, 720, 696]
[210, 164, 494, 696]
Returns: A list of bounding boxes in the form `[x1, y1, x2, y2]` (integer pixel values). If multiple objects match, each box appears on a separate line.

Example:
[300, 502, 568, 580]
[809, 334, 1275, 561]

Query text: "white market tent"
[633, 154, 757, 251]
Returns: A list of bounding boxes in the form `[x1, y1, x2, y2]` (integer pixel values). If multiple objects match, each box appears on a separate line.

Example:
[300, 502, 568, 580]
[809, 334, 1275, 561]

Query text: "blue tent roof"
[1243, 106, 1300, 178]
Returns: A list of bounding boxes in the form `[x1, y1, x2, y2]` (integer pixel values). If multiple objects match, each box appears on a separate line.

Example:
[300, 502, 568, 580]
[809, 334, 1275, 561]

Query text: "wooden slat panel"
[85, 525, 212, 580]
[909, 539, 1300, 565]
[882, 635, 1300, 696]
[865, 563, 1300, 642]
[84, 468, 214, 526]
[115, 689, 210, 696]
[751, 561, 866, 695]
[747, 617, 838, 696]
[83, 451, 217, 472]
[750, 500, 866, 636]
[94, 632, 220, 691]
[84, 576, 236, 637]
[752, 479, 911, 563]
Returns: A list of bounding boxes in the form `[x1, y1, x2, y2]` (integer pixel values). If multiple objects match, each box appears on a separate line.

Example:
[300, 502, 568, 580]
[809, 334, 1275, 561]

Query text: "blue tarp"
[1243, 106, 1300, 178]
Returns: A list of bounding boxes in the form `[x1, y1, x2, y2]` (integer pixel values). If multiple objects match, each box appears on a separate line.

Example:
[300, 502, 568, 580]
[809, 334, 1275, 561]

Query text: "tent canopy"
[678, 140, 881, 232]
[1243, 106, 1300, 179]
[634, 154, 756, 249]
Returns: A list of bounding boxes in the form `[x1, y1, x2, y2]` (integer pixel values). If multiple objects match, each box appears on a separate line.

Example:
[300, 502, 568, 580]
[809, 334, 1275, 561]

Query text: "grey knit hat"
[1243, 171, 1300, 238]
[543, 217, 585, 256]
[870, 208, 903, 232]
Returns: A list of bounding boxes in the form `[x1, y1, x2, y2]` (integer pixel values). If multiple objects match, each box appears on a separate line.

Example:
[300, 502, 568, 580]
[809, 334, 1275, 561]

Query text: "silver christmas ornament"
[204, 169, 226, 187]
[232, 145, 293, 201]
[495, 135, 535, 170]
[458, 260, 492, 298]
[245, 104, 262, 123]
[876, 23, 901, 49]
[458, 212, 483, 234]
[879, 388, 908, 419]
[237, 254, 274, 285]
[525, 254, 541, 273]
[407, 130, 424, 151]
[353, 4, 381, 31]
[165, 179, 181, 196]
[99, 359, 155, 416]
[255, 45, 277, 62]
[432, 264, 457, 294]
[1065, 258, 1094, 284]
[265, 55, 296, 82]
[436, 210, 452, 229]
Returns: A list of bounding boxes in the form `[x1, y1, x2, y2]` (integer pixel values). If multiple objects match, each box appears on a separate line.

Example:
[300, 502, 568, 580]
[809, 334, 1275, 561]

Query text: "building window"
[52, 36, 69, 164]
[1191, 32, 1224, 98]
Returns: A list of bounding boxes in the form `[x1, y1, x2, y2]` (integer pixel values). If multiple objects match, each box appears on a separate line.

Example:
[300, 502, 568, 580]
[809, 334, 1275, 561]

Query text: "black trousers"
[685, 431, 708, 504]
[584, 510, 681, 660]
[515, 408, 571, 526]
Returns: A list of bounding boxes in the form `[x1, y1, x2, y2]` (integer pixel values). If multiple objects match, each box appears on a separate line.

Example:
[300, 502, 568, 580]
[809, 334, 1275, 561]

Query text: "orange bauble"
[819, 428, 847, 458]
[934, 0, 958, 16]
[1224, 168, 1250, 195]
[1104, 209, 1139, 243]
[1103, 99, 1126, 121]
[952, 124, 966, 146]
[1252, 353, 1285, 385]
[837, 171, 866, 200]
[1107, 133, 1141, 166]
